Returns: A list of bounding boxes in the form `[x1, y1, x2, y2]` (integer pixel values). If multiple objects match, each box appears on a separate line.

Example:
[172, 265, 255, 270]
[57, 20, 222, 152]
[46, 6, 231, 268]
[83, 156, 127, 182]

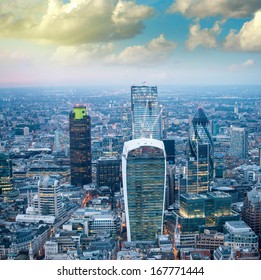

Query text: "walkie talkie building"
[122, 138, 166, 241]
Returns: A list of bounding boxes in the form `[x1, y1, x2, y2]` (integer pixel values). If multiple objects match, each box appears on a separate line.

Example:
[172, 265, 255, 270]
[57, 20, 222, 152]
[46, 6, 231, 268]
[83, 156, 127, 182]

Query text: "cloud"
[229, 59, 255, 71]
[186, 21, 222, 50]
[167, 0, 261, 18]
[0, 0, 154, 44]
[106, 34, 176, 65]
[224, 10, 261, 51]
[51, 43, 115, 66]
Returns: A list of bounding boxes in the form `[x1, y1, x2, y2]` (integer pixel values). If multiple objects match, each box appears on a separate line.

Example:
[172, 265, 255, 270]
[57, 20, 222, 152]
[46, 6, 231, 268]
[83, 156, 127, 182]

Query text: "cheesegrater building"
[122, 138, 166, 241]
[69, 105, 92, 187]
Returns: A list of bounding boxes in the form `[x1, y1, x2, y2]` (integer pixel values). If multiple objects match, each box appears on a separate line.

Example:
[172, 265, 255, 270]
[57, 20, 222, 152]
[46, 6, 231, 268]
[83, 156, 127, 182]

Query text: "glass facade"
[189, 108, 214, 187]
[175, 192, 239, 233]
[96, 157, 121, 194]
[131, 86, 161, 140]
[230, 126, 248, 158]
[123, 139, 166, 241]
[0, 153, 13, 195]
[69, 105, 92, 187]
[187, 144, 210, 194]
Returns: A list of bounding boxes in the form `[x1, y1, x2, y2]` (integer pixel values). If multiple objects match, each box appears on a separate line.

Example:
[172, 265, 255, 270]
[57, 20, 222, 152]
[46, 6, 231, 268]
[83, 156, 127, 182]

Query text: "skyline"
[0, 0, 261, 87]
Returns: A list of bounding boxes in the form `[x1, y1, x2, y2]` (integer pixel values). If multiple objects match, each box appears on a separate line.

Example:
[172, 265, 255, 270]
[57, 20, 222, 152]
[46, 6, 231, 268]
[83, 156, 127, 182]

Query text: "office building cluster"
[0, 85, 261, 260]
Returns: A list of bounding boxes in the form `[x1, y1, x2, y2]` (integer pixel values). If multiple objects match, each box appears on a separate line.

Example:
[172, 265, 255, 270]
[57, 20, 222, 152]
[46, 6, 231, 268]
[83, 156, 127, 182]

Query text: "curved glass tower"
[188, 108, 214, 193]
[122, 138, 166, 241]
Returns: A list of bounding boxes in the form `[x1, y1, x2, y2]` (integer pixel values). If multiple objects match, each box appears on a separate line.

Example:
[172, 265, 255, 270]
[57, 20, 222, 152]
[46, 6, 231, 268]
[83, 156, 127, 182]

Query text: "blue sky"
[0, 0, 260, 87]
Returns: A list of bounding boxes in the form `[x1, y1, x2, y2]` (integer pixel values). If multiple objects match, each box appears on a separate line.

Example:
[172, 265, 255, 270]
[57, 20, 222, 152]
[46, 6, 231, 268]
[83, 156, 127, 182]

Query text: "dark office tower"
[163, 139, 175, 165]
[96, 156, 121, 195]
[69, 105, 92, 187]
[187, 144, 210, 194]
[189, 107, 214, 182]
[259, 147, 261, 166]
[131, 86, 162, 140]
[0, 153, 13, 196]
[166, 165, 176, 209]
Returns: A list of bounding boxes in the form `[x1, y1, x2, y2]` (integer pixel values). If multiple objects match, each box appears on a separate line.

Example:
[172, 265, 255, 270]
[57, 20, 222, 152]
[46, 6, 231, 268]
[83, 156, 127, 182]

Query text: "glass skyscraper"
[69, 105, 92, 187]
[187, 144, 210, 194]
[122, 138, 166, 241]
[188, 108, 214, 193]
[131, 86, 162, 140]
[230, 126, 248, 158]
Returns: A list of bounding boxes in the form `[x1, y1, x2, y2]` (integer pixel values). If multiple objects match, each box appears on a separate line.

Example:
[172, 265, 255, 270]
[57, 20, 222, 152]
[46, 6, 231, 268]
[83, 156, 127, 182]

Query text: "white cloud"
[229, 59, 255, 71]
[224, 10, 261, 51]
[51, 43, 115, 66]
[106, 34, 176, 65]
[167, 0, 261, 18]
[186, 21, 222, 50]
[0, 0, 154, 44]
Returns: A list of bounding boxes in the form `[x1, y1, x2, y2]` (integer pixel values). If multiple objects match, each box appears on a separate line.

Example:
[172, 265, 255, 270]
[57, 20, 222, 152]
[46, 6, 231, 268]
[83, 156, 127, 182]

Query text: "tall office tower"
[122, 138, 166, 241]
[54, 130, 61, 152]
[165, 164, 176, 209]
[69, 105, 92, 187]
[188, 107, 214, 189]
[38, 176, 63, 219]
[96, 156, 121, 195]
[230, 126, 248, 158]
[131, 86, 162, 140]
[187, 144, 210, 194]
[0, 153, 13, 196]
[259, 147, 261, 166]
[242, 186, 261, 236]
[163, 139, 175, 165]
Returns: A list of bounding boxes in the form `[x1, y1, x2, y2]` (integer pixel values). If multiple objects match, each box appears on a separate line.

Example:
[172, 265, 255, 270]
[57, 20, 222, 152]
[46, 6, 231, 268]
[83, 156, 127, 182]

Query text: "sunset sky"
[0, 0, 261, 87]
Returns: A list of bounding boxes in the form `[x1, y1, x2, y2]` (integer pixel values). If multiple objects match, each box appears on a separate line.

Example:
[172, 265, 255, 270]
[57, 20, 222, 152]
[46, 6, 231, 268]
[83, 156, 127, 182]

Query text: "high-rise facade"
[69, 105, 92, 187]
[96, 156, 121, 195]
[242, 186, 261, 236]
[188, 108, 214, 193]
[38, 176, 63, 219]
[131, 86, 161, 140]
[230, 126, 248, 158]
[187, 144, 210, 194]
[0, 153, 13, 196]
[122, 138, 166, 241]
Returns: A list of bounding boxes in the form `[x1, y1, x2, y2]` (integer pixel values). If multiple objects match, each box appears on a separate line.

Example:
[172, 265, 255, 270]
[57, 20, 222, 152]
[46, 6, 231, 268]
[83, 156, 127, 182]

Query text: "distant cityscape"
[0, 85, 261, 260]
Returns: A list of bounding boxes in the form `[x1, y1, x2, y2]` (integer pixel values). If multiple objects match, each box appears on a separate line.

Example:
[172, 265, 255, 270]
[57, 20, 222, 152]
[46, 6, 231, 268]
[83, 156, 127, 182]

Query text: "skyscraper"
[188, 107, 214, 193]
[230, 126, 248, 158]
[131, 86, 162, 140]
[242, 186, 261, 236]
[0, 153, 13, 196]
[38, 176, 63, 219]
[96, 156, 121, 195]
[187, 144, 210, 194]
[69, 105, 92, 187]
[122, 138, 166, 241]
